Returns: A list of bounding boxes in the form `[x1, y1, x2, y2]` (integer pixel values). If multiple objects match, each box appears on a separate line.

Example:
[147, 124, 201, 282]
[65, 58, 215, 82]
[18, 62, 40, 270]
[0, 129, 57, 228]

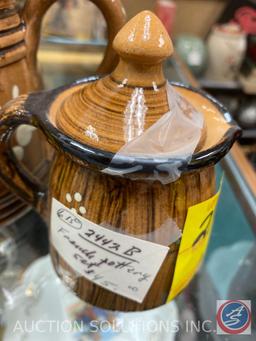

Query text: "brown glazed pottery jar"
[0, 11, 241, 311]
[0, 0, 126, 223]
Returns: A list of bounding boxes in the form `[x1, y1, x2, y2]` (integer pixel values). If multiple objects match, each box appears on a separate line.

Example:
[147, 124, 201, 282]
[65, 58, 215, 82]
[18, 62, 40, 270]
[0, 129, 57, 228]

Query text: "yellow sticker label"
[167, 187, 221, 302]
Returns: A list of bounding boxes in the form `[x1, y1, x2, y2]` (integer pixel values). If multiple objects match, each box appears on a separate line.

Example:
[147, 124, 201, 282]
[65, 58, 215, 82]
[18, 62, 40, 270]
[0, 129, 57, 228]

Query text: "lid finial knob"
[112, 10, 173, 87]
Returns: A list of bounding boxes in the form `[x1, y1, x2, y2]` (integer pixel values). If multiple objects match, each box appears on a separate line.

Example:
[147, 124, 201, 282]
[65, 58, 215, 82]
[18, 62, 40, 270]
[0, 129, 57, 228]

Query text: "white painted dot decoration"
[12, 85, 20, 99]
[66, 193, 72, 203]
[12, 146, 24, 161]
[16, 125, 33, 147]
[64, 192, 86, 216]
[79, 206, 86, 215]
[74, 192, 82, 202]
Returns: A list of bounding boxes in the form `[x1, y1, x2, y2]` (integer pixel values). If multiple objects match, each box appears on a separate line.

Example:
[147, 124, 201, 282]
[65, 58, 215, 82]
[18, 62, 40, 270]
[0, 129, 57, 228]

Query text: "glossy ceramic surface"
[0, 11, 241, 311]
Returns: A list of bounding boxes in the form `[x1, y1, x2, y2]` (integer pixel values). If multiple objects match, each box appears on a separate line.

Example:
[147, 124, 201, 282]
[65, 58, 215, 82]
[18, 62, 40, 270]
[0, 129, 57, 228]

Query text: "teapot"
[0, 0, 126, 224]
[0, 11, 241, 311]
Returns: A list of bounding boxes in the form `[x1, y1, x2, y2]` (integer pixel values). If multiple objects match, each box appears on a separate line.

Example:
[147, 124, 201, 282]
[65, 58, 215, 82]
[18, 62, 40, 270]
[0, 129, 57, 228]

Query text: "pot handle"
[0, 96, 46, 211]
[22, 0, 126, 83]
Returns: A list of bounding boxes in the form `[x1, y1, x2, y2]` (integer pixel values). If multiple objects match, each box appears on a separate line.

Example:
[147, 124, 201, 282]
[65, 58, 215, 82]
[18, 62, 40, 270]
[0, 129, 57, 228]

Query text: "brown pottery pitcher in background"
[0, 0, 126, 224]
[0, 0, 126, 102]
[0, 11, 241, 311]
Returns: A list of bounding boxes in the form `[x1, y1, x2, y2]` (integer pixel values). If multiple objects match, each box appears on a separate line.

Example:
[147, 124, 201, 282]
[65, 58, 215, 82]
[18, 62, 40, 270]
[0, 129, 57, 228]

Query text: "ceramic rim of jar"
[25, 78, 242, 177]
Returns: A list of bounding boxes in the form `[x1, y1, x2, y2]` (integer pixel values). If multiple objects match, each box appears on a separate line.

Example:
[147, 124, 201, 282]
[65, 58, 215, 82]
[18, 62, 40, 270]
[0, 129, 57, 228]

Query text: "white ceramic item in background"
[206, 23, 247, 82]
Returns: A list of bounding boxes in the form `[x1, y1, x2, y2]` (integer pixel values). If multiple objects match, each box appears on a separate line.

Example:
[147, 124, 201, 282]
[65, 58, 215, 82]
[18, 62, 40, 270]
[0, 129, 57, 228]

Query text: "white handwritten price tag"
[51, 198, 169, 303]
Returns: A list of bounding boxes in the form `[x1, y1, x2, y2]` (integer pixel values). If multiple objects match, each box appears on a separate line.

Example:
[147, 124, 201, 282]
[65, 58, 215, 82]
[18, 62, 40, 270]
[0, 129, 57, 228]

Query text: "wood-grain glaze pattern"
[56, 77, 170, 153]
[50, 152, 216, 311]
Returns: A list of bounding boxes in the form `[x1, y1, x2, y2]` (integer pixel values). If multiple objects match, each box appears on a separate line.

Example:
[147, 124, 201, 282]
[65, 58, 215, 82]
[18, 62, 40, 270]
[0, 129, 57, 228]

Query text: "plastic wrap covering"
[103, 83, 204, 184]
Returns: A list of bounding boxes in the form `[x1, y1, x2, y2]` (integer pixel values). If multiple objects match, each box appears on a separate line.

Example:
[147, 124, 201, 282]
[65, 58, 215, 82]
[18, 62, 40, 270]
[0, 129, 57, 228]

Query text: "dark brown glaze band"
[0, 22, 25, 38]
[0, 39, 24, 55]
[0, 7, 17, 20]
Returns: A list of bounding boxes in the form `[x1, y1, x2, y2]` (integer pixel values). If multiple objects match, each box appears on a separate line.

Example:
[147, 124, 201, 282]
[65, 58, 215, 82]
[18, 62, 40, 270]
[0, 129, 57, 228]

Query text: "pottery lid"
[47, 10, 240, 180]
[50, 11, 207, 154]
